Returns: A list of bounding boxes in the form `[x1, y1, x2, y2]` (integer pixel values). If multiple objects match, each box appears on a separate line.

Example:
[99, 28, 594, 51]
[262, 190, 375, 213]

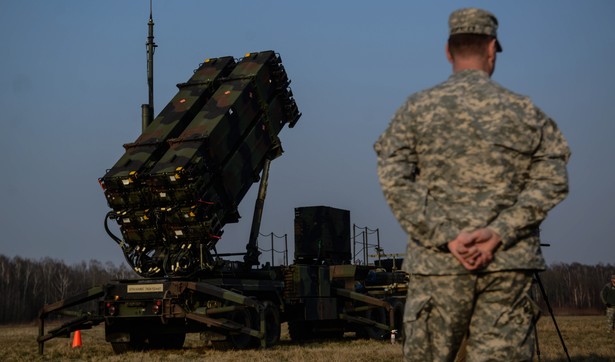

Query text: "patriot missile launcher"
[37, 9, 407, 355]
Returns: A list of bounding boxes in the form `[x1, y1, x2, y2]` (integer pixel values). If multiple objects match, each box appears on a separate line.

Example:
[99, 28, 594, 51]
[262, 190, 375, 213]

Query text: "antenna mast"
[142, 0, 157, 131]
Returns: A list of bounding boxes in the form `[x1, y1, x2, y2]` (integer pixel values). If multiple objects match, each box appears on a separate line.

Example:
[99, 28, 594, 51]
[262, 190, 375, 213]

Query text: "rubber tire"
[212, 307, 259, 350]
[388, 299, 405, 341]
[110, 334, 146, 354]
[263, 302, 281, 347]
[365, 306, 388, 340]
[111, 342, 132, 354]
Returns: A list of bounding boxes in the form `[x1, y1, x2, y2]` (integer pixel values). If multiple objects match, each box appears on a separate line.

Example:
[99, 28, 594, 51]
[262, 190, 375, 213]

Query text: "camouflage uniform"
[374, 8, 570, 362]
[600, 276, 615, 332]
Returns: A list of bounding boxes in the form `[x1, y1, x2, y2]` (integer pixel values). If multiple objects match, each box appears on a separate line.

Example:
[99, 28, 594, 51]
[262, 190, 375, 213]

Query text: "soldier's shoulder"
[405, 80, 453, 105]
[488, 78, 533, 104]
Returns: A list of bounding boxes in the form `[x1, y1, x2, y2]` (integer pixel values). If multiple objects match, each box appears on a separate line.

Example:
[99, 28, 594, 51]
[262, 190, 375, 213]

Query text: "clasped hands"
[447, 228, 502, 271]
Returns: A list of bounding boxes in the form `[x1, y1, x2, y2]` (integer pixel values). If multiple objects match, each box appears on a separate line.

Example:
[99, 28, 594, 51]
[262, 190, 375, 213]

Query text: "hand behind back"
[448, 228, 502, 271]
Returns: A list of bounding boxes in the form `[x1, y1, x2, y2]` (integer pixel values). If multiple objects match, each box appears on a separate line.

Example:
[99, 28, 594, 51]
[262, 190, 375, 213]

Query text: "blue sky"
[0, 1, 613, 267]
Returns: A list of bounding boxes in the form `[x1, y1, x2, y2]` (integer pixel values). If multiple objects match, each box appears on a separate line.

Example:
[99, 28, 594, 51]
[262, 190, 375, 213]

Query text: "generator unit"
[294, 206, 352, 265]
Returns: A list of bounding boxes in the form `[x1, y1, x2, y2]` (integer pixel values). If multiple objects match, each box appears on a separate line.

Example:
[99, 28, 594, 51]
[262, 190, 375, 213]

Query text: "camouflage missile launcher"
[100, 51, 300, 277]
[37, 15, 409, 354]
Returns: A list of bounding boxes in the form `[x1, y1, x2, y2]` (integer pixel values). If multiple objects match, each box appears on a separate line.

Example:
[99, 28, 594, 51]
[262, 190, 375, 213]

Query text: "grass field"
[1, 316, 614, 361]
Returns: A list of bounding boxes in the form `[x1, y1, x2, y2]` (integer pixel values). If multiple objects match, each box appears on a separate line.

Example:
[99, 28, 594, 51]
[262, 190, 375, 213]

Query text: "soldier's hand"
[448, 228, 502, 270]
[448, 231, 483, 271]
[468, 228, 502, 268]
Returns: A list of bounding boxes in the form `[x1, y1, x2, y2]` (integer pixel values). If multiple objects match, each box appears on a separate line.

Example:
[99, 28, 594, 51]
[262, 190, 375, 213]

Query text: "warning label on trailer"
[127, 284, 164, 293]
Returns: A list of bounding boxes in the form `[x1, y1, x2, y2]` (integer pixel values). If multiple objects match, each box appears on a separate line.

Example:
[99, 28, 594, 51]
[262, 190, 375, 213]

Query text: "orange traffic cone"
[72, 330, 82, 348]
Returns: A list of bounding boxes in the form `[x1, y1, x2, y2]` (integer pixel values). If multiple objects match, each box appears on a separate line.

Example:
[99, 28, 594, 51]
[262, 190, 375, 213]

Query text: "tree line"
[535, 262, 614, 314]
[0, 254, 136, 323]
[0, 254, 613, 324]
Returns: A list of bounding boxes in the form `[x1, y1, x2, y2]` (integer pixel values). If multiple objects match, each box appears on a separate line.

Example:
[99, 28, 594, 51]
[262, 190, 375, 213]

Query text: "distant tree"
[535, 262, 615, 313]
[0, 255, 137, 323]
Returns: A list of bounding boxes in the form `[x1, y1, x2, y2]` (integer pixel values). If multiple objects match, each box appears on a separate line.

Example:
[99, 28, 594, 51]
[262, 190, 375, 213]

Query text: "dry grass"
[531, 315, 615, 362]
[1, 316, 614, 361]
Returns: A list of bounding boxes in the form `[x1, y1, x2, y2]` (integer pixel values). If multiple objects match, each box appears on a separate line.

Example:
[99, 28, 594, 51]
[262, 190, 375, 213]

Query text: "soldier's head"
[446, 8, 502, 76]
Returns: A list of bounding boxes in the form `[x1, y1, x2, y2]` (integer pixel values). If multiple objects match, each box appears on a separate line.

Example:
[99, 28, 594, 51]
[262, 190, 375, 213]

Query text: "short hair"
[447, 33, 494, 59]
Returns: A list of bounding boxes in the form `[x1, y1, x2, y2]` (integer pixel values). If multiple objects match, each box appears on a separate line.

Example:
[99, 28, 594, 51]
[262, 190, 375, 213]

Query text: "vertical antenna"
[142, 0, 157, 131]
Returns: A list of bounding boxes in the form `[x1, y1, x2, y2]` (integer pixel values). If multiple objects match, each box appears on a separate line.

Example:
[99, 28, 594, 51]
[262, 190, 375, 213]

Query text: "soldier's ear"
[487, 39, 497, 59]
[446, 44, 454, 64]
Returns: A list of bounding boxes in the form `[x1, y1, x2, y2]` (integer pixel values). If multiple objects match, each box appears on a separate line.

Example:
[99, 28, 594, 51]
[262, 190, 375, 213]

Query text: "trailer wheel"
[212, 307, 259, 350]
[263, 302, 281, 347]
[388, 299, 405, 341]
[111, 342, 131, 354]
[364, 306, 388, 340]
[110, 334, 146, 354]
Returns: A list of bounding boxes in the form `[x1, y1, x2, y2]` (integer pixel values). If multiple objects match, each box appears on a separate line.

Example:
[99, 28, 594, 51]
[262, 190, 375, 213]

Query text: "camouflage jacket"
[374, 69, 570, 275]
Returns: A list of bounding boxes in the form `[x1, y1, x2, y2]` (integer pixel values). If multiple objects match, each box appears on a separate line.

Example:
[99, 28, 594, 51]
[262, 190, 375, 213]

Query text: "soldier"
[374, 8, 570, 362]
[600, 274, 615, 332]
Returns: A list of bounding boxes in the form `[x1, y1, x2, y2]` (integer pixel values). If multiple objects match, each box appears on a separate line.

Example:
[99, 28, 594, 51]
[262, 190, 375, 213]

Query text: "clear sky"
[0, 1, 613, 268]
